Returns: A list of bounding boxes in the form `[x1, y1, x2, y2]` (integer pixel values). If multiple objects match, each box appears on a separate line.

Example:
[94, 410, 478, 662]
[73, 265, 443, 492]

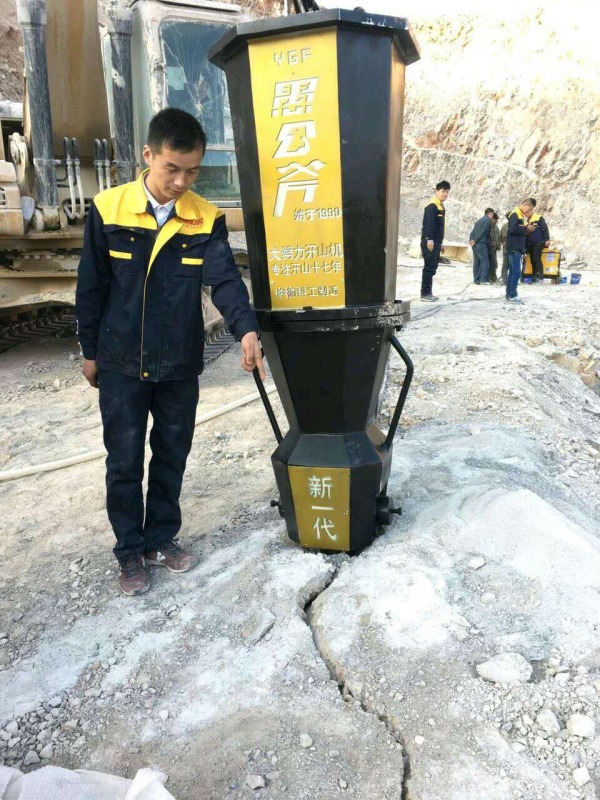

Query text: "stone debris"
[476, 653, 533, 684]
[468, 556, 486, 570]
[299, 733, 313, 749]
[535, 708, 561, 735]
[245, 774, 266, 790]
[243, 609, 276, 648]
[566, 713, 596, 739]
[572, 766, 591, 787]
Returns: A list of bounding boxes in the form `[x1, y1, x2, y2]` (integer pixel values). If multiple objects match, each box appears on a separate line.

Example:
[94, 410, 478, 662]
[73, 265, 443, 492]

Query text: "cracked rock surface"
[1, 265, 599, 798]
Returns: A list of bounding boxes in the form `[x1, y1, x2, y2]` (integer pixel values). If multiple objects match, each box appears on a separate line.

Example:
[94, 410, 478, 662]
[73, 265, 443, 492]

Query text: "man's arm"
[203, 215, 265, 379]
[75, 202, 112, 387]
[507, 212, 528, 237]
[540, 217, 551, 245]
[422, 203, 436, 250]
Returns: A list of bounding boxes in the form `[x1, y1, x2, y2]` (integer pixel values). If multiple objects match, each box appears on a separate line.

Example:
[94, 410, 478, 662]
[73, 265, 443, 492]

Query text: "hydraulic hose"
[0, 385, 278, 484]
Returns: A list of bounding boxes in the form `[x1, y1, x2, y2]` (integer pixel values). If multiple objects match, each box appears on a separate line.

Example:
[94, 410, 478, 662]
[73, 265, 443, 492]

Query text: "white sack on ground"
[0, 766, 175, 800]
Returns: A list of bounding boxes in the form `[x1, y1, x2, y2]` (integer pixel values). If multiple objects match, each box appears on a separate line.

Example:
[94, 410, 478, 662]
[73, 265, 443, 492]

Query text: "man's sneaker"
[118, 554, 149, 596]
[506, 296, 524, 304]
[482, 281, 492, 285]
[420, 294, 438, 302]
[145, 540, 199, 573]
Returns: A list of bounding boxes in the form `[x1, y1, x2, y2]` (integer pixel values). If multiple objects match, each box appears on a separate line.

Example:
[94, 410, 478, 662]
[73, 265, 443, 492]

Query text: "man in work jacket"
[526, 209, 551, 283]
[76, 108, 263, 596]
[420, 180, 451, 302]
[505, 198, 536, 304]
[468, 207, 494, 284]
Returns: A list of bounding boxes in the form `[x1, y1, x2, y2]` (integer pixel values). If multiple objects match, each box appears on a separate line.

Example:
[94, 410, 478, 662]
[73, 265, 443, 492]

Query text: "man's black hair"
[147, 108, 206, 153]
[523, 197, 537, 207]
[492, 212, 499, 220]
[485, 207, 495, 215]
[436, 180, 451, 191]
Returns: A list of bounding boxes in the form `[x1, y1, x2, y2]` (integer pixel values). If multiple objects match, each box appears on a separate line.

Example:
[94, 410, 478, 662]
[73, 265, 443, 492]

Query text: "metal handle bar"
[253, 351, 283, 444]
[383, 335, 414, 451]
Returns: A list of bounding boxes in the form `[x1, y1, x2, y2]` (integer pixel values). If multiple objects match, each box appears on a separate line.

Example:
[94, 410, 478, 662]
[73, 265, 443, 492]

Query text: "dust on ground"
[0, 260, 599, 799]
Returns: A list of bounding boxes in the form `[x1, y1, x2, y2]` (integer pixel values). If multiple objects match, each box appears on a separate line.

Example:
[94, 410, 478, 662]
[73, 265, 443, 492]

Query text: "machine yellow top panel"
[248, 28, 345, 310]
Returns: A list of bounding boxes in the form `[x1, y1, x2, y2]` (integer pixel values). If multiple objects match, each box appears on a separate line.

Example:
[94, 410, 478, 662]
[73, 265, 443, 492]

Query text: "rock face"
[310, 424, 600, 800]
[401, 6, 600, 263]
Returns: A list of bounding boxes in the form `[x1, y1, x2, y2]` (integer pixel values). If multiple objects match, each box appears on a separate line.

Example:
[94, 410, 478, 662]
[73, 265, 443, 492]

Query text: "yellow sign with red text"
[248, 29, 345, 310]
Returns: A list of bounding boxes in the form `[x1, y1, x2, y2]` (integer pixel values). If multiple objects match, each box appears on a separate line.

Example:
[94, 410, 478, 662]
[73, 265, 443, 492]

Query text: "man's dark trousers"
[487, 246, 498, 283]
[420, 240, 442, 296]
[98, 369, 199, 562]
[501, 247, 509, 284]
[472, 242, 490, 283]
[527, 242, 544, 281]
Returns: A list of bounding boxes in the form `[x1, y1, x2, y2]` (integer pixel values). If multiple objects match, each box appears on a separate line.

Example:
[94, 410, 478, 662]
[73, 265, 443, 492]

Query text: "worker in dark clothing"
[526, 210, 551, 283]
[76, 108, 264, 596]
[469, 208, 494, 284]
[499, 211, 510, 285]
[420, 180, 451, 302]
[506, 198, 536, 304]
[487, 212, 501, 283]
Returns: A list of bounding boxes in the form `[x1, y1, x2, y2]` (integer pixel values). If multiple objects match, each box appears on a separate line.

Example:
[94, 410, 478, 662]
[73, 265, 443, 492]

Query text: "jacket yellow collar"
[513, 206, 525, 220]
[131, 169, 203, 222]
[529, 213, 541, 223]
[430, 196, 445, 211]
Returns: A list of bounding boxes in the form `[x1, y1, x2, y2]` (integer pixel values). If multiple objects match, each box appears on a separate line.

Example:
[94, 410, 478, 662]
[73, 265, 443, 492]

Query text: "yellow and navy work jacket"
[506, 206, 530, 254]
[526, 213, 550, 247]
[420, 196, 445, 243]
[75, 172, 257, 382]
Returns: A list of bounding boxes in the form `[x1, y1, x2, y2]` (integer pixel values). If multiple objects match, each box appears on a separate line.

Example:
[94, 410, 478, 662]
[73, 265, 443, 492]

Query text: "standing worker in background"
[499, 211, 510, 285]
[420, 180, 451, 302]
[526, 206, 551, 283]
[76, 108, 264, 597]
[469, 207, 495, 285]
[488, 212, 501, 283]
[506, 198, 536, 304]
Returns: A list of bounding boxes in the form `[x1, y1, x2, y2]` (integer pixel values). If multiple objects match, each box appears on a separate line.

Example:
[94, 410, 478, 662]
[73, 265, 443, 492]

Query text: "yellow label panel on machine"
[288, 465, 350, 551]
[248, 29, 345, 310]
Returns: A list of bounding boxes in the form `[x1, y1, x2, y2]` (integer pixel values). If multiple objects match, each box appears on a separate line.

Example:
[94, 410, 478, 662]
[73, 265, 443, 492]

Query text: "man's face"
[143, 144, 203, 204]
[520, 203, 534, 216]
[491, 217, 498, 226]
[486, 211, 494, 219]
[435, 188, 450, 202]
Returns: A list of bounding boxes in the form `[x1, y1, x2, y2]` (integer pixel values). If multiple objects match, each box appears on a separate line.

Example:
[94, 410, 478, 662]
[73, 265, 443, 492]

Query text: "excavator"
[0, 0, 251, 352]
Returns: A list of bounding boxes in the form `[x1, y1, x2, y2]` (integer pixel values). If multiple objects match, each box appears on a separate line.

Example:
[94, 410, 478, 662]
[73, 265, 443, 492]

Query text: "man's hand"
[545, 240, 551, 247]
[469, 240, 475, 247]
[82, 358, 99, 388]
[426, 239, 434, 252]
[241, 332, 266, 380]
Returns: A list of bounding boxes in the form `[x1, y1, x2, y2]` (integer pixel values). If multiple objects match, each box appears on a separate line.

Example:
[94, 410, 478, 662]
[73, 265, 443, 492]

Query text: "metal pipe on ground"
[0, 386, 278, 483]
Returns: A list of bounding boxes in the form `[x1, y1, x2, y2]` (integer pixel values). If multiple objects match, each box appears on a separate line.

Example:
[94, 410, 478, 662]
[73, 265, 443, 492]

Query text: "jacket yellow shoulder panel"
[93, 181, 156, 230]
[176, 190, 221, 235]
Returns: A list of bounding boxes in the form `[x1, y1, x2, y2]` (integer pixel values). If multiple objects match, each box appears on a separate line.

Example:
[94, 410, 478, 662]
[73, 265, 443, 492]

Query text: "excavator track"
[0, 307, 235, 364]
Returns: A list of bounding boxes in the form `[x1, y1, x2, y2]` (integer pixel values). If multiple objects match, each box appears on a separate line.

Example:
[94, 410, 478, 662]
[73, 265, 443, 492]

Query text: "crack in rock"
[302, 561, 413, 800]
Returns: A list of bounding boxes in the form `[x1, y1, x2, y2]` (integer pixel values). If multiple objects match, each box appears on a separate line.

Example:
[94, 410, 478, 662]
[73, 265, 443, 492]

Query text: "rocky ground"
[0, 260, 599, 798]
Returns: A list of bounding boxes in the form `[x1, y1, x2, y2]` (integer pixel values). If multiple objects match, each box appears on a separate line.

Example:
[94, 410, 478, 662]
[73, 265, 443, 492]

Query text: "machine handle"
[383, 335, 414, 451]
[253, 354, 283, 444]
